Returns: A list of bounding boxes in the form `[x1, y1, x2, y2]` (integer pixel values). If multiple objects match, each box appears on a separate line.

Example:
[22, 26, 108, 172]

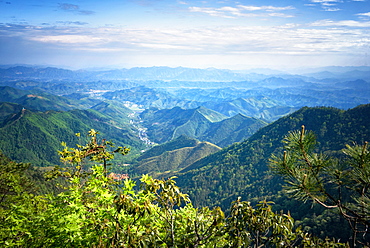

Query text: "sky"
[0, 0, 369, 70]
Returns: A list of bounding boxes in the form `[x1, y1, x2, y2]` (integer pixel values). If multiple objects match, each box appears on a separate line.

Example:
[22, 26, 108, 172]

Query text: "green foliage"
[0, 130, 346, 247]
[270, 125, 370, 246]
[169, 104, 370, 243]
[0, 152, 34, 208]
[225, 198, 346, 248]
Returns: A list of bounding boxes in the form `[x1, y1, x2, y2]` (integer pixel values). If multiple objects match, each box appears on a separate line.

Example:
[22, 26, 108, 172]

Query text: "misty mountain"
[2, 65, 369, 83]
[298, 66, 370, 81]
[0, 66, 249, 82]
[102, 86, 200, 109]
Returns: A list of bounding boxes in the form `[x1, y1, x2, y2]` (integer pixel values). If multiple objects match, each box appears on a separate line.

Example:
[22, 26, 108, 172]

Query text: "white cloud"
[1, 20, 368, 69]
[6, 23, 366, 56]
[310, 0, 341, 2]
[323, 7, 341, 11]
[237, 5, 294, 11]
[321, 2, 337, 6]
[188, 6, 235, 18]
[188, 4, 294, 19]
[311, 19, 370, 27]
[58, 3, 95, 15]
[30, 35, 105, 44]
[308, 0, 343, 11]
[357, 12, 370, 17]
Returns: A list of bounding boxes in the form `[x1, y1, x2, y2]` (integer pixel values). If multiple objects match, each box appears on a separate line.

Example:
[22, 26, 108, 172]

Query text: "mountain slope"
[0, 86, 97, 111]
[90, 100, 135, 126]
[174, 104, 370, 209]
[0, 102, 24, 122]
[198, 113, 267, 147]
[0, 107, 145, 167]
[130, 136, 221, 176]
[140, 106, 267, 147]
[140, 106, 227, 144]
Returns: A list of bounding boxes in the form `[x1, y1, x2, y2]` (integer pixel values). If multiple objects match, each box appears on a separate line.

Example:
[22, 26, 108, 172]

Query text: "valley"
[1, 65, 369, 166]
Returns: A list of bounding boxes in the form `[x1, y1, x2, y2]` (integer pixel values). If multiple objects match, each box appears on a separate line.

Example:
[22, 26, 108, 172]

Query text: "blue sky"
[0, 0, 369, 70]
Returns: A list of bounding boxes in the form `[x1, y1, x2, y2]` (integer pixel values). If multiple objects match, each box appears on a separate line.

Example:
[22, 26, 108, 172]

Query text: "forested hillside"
[139, 106, 267, 146]
[174, 104, 370, 208]
[129, 135, 221, 176]
[0, 106, 144, 166]
[0, 86, 99, 111]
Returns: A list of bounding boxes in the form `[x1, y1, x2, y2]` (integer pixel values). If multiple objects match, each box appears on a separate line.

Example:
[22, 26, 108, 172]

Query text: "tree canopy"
[0, 130, 347, 247]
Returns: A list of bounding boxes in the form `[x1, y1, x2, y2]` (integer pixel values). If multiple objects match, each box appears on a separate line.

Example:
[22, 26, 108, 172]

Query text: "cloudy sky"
[0, 0, 369, 70]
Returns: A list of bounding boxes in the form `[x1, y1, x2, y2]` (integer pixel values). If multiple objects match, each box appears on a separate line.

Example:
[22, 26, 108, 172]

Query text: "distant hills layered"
[0, 86, 99, 111]
[0, 65, 369, 170]
[1, 65, 369, 122]
[1, 65, 370, 81]
[139, 106, 267, 147]
[0, 66, 254, 82]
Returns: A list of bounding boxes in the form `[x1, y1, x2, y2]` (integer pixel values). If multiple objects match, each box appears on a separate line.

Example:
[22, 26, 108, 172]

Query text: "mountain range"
[0, 65, 369, 242]
[173, 104, 370, 208]
[0, 65, 369, 166]
[1, 66, 369, 122]
[1, 65, 370, 81]
[139, 106, 267, 147]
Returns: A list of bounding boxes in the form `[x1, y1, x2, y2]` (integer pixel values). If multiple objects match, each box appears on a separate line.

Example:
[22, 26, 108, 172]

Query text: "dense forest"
[2, 128, 368, 247]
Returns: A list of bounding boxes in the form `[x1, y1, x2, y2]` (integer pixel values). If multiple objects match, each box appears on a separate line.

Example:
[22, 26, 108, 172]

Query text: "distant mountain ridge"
[2, 65, 369, 82]
[0, 66, 249, 82]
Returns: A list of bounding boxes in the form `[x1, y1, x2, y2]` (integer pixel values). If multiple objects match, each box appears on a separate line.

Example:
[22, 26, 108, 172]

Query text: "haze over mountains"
[1, 65, 370, 81]
[0, 63, 369, 170]
[0, 65, 369, 157]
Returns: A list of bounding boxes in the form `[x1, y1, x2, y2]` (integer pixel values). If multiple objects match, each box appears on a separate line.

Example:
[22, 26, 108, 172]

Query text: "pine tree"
[270, 125, 370, 247]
